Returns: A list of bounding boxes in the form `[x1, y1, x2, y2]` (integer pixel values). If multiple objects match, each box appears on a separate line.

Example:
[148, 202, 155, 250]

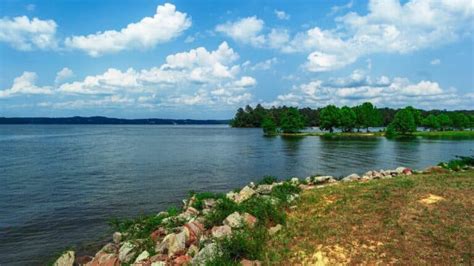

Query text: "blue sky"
[0, 0, 473, 119]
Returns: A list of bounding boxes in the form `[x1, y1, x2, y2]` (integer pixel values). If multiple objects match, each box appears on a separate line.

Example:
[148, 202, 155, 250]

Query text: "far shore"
[278, 130, 474, 138]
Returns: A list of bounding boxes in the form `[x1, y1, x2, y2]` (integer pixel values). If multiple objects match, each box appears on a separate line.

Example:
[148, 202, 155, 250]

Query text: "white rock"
[342, 173, 360, 182]
[256, 184, 273, 194]
[134, 250, 150, 263]
[313, 176, 335, 184]
[211, 225, 232, 239]
[119, 241, 137, 263]
[53, 250, 75, 266]
[268, 224, 282, 235]
[168, 231, 186, 256]
[290, 177, 299, 185]
[223, 212, 243, 228]
[191, 243, 219, 266]
[395, 167, 406, 174]
[112, 232, 122, 244]
[236, 186, 256, 203]
[151, 262, 166, 266]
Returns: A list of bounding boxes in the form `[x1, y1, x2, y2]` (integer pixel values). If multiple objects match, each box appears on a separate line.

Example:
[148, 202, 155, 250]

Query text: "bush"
[439, 155, 474, 171]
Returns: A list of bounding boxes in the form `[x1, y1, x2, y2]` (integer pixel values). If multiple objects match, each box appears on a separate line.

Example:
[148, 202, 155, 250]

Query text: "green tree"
[389, 107, 417, 135]
[280, 107, 305, 133]
[437, 114, 452, 131]
[261, 116, 277, 136]
[339, 106, 357, 132]
[319, 105, 341, 133]
[354, 102, 382, 132]
[450, 112, 470, 130]
[406, 106, 422, 126]
[421, 114, 440, 131]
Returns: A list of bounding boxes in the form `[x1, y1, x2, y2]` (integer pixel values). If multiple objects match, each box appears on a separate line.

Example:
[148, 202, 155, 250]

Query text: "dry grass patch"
[265, 171, 474, 265]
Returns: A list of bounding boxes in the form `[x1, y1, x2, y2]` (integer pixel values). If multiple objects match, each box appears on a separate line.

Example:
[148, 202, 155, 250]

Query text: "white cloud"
[269, 70, 471, 109]
[329, 0, 354, 16]
[54, 42, 254, 107]
[215, 16, 265, 47]
[55, 67, 74, 83]
[0, 72, 52, 98]
[0, 16, 58, 50]
[243, 57, 278, 71]
[65, 3, 191, 56]
[26, 4, 36, 12]
[274, 10, 290, 20]
[430, 58, 441, 65]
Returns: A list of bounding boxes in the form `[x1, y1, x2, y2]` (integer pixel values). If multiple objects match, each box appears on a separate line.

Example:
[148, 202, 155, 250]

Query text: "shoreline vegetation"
[230, 103, 474, 138]
[53, 156, 474, 265]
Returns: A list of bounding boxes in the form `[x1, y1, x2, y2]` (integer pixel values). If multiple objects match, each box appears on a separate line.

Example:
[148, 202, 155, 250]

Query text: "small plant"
[204, 198, 240, 228]
[439, 155, 474, 171]
[189, 191, 225, 210]
[270, 182, 301, 205]
[240, 197, 286, 225]
[257, 175, 278, 185]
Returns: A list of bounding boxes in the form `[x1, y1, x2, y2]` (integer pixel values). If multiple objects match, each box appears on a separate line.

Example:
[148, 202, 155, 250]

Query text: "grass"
[264, 170, 474, 265]
[414, 130, 474, 139]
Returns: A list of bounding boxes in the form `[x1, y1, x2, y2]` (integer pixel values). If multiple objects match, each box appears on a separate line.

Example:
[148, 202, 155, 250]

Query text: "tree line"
[230, 103, 474, 135]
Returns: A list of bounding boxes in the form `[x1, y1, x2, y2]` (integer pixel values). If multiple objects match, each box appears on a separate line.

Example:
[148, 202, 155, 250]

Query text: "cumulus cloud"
[0, 16, 58, 50]
[268, 70, 471, 109]
[215, 16, 265, 47]
[243, 57, 278, 71]
[65, 3, 191, 56]
[53, 42, 254, 107]
[0, 72, 52, 98]
[274, 10, 290, 20]
[55, 67, 74, 83]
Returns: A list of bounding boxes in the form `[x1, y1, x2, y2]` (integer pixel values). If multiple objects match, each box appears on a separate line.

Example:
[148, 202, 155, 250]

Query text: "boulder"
[191, 243, 219, 266]
[118, 241, 137, 263]
[174, 255, 191, 265]
[150, 228, 166, 242]
[100, 243, 118, 254]
[86, 251, 119, 266]
[242, 213, 257, 228]
[235, 186, 256, 203]
[183, 221, 205, 245]
[75, 255, 93, 266]
[134, 251, 150, 263]
[290, 177, 299, 185]
[178, 207, 199, 221]
[313, 176, 336, 184]
[168, 231, 186, 256]
[342, 173, 360, 182]
[223, 212, 243, 228]
[268, 224, 282, 235]
[202, 198, 217, 209]
[112, 232, 122, 244]
[212, 225, 232, 239]
[395, 167, 406, 174]
[151, 262, 166, 266]
[255, 184, 273, 194]
[240, 259, 262, 266]
[186, 244, 200, 257]
[54, 250, 75, 266]
[402, 168, 412, 175]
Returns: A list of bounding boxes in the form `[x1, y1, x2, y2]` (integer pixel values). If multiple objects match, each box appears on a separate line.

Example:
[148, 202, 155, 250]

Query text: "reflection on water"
[0, 125, 473, 265]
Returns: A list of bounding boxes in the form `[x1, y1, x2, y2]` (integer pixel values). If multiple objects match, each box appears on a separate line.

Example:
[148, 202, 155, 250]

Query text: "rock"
[151, 262, 166, 266]
[290, 177, 299, 185]
[178, 207, 199, 221]
[183, 221, 205, 245]
[100, 243, 118, 254]
[75, 255, 93, 266]
[202, 198, 217, 209]
[235, 186, 256, 203]
[168, 231, 186, 256]
[149, 254, 168, 264]
[403, 168, 412, 175]
[212, 225, 232, 239]
[174, 255, 191, 265]
[134, 251, 150, 263]
[223, 212, 243, 228]
[372, 171, 382, 179]
[361, 175, 371, 181]
[249, 181, 256, 188]
[87, 251, 119, 266]
[313, 176, 336, 184]
[395, 167, 406, 174]
[240, 259, 262, 266]
[255, 184, 273, 194]
[342, 173, 360, 182]
[112, 232, 122, 244]
[118, 241, 137, 263]
[191, 243, 219, 266]
[268, 224, 282, 235]
[186, 244, 200, 257]
[242, 213, 257, 228]
[54, 250, 75, 266]
[157, 211, 168, 217]
[150, 228, 166, 242]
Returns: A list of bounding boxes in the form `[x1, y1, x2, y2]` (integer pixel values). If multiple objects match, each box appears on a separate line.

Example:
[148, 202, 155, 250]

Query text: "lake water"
[1, 125, 473, 265]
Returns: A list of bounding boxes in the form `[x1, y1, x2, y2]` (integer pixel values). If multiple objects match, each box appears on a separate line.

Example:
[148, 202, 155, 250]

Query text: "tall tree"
[339, 106, 357, 132]
[261, 116, 277, 136]
[437, 114, 452, 131]
[421, 114, 440, 131]
[406, 106, 422, 126]
[354, 102, 382, 132]
[280, 107, 306, 133]
[319, 105, 341, 133]
[389, 107, 416, 135]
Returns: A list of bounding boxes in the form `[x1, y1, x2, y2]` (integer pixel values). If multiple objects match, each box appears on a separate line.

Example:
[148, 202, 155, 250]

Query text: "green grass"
[414, 130, 474, 138]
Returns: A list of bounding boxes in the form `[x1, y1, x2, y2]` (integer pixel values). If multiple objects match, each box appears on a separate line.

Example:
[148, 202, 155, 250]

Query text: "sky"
[0, 0, 473, 119]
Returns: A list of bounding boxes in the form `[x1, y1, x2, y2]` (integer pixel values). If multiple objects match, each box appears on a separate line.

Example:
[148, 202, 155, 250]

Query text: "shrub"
[439, 155, 474, 171]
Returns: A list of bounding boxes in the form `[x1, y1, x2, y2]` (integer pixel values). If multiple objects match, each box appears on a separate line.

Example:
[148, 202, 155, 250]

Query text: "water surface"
[1, 125, 473, 265]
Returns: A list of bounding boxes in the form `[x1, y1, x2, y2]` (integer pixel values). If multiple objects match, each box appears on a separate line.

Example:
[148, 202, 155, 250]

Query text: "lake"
[1, 125, 473, 265]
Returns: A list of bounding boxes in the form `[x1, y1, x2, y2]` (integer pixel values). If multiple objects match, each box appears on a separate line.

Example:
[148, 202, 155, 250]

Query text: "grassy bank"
[414, 130, 474, 138]
[265, 170, 474, 265]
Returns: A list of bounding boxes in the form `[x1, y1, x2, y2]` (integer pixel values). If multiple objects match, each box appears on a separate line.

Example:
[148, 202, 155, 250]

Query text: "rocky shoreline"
[53, 165, 455, 266]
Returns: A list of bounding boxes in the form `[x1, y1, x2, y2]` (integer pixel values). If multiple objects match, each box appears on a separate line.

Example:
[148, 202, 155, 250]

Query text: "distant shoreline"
[0, 117, 230, 125]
